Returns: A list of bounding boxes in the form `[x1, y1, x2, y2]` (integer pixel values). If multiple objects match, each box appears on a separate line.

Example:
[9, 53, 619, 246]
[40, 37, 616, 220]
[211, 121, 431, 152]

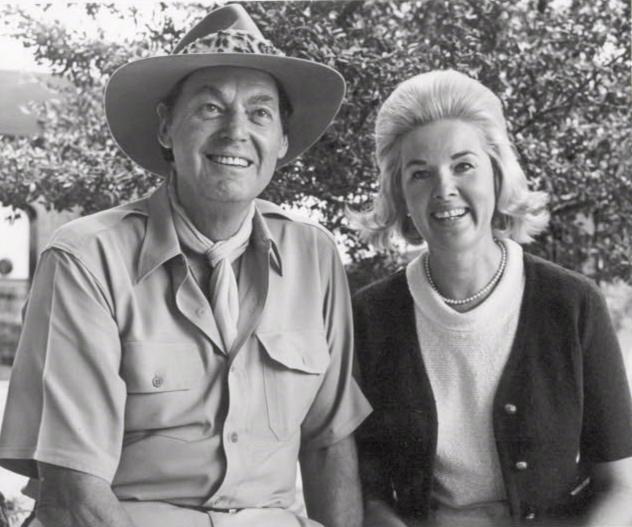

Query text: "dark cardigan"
[353, 252, 632, 524]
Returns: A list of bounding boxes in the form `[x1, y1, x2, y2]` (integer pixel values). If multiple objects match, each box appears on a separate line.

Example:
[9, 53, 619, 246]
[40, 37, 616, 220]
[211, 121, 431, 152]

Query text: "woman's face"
[400, 119, 497, 253]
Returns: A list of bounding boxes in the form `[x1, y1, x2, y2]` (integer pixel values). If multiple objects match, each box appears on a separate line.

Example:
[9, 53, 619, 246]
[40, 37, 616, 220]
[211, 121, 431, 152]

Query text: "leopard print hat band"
[182, 29, 286, 58]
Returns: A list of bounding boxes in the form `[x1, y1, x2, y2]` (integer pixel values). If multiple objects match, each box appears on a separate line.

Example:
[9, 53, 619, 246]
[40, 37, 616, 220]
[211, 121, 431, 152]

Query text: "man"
[0, 5, 371, 527]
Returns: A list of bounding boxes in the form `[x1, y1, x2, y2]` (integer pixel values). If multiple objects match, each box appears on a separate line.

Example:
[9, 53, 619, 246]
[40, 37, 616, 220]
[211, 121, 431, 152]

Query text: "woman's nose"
[432, 169, 458, 200]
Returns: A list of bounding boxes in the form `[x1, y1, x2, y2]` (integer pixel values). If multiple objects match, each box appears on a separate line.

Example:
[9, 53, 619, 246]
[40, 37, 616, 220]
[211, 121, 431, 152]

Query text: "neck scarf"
[167, 178, 255, 352]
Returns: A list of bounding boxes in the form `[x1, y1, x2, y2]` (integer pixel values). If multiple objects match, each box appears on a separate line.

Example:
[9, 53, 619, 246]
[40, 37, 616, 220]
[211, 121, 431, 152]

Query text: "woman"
[350, 70, 632, 526]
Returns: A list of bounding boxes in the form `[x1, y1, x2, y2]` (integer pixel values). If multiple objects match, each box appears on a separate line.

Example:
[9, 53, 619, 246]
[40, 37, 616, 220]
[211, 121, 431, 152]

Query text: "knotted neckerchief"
[167, 180, 255, 352]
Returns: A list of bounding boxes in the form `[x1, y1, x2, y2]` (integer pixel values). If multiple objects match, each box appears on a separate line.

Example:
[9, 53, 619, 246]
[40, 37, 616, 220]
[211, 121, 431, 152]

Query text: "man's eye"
[252, 108, 273, 121]
[200, 103, 221, 115]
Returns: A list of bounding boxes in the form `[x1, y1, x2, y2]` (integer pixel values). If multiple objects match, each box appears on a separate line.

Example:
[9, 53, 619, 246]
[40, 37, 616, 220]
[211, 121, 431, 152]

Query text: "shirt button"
[515, 460, 528, 471]
[152, 375, 163, 388]
[504, 403, 517, 414]
[525, 512, 536, 520]
[229, 432, 239, 443]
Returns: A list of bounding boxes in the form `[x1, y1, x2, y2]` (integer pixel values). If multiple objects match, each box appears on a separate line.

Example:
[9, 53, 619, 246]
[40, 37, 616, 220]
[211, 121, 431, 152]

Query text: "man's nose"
[432, 168, 458, 200]
[219, 110, 248, 141]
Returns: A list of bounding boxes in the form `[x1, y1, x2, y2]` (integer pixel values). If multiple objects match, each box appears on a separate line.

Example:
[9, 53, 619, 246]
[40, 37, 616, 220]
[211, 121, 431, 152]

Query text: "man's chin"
[202, 188, 257, 206]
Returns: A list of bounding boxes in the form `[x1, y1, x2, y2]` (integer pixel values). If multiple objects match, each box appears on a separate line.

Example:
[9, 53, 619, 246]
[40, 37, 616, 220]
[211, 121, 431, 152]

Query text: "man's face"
[158, 66, 288, 208]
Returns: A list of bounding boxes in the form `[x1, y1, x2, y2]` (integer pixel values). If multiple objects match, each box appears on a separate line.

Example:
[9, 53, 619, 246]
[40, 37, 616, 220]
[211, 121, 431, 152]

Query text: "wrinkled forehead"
[177, 66, 281, 103]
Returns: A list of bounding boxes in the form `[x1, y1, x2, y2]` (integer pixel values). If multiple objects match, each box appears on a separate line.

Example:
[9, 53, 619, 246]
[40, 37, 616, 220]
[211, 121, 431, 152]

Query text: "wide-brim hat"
[105, 3, 345, 176]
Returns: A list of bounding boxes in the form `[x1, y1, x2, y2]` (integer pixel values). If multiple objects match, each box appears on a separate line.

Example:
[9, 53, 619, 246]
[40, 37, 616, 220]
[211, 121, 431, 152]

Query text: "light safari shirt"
[0, 183, 371, 524]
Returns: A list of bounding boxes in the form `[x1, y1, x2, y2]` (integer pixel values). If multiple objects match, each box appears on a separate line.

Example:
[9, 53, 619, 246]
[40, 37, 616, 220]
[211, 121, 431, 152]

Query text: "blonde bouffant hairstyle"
[349, 70, 549, 249]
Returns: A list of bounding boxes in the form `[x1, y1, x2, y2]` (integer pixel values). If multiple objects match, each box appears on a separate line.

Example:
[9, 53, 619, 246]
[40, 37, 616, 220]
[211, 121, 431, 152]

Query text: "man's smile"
[206, 154, 253, 168]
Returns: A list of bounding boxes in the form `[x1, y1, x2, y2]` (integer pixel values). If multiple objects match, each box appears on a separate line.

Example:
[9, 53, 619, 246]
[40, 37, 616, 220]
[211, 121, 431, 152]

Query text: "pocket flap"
[121, 342, 204, 393]
[257, 330, 330, 374]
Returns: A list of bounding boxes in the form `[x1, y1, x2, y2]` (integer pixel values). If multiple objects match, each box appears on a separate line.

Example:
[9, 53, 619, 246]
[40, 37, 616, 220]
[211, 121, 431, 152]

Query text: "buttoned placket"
[494, 393, 538, 522]
[203, 229, 275, 509]
[168, 249, 246, 510]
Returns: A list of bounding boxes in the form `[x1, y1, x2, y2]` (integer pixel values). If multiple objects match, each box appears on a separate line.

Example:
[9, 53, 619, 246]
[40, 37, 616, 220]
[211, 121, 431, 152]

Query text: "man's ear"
[156, 102, 172, 149]
[277, 134, 289, 160]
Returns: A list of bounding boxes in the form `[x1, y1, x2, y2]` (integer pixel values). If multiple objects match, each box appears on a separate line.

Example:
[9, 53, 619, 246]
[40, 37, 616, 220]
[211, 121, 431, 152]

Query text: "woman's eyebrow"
[451, 150, 477, 159]
[404, 158, 428, 169]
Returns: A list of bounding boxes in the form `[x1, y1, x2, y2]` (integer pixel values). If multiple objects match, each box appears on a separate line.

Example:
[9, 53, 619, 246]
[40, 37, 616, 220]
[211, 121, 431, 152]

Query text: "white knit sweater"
[406, 239, 525, 524]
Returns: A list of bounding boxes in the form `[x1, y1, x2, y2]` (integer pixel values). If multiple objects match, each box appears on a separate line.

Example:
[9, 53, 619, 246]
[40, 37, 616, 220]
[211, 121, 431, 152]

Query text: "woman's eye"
[455, 161, 474, 173]
[411, 170, 431, 180]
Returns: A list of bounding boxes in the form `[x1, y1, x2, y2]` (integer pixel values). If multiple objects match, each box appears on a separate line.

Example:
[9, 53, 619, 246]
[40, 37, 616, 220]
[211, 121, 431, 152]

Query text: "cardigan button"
[515, 460, 528, 471]
[504, 403, 517, 414]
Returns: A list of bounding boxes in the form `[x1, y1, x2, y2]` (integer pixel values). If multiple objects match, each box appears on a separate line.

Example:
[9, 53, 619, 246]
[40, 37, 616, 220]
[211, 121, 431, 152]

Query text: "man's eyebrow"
[247, 94, 278, 106]
[190, 87, 277, 107]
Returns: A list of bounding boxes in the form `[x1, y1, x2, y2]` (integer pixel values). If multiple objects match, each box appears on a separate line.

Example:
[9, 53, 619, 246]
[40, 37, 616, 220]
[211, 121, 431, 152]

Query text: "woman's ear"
[156, 102, 172, 149]
[490, 157, 508, 230]
[490, 156, 503, 200]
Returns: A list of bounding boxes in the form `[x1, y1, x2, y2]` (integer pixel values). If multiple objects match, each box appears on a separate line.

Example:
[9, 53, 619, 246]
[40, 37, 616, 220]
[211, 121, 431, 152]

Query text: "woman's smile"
[430, 207, 467, 222]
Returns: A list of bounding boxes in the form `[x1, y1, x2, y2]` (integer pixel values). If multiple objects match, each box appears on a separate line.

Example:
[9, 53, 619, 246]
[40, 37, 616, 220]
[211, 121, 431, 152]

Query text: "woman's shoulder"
[524, 251, 602, 303]
[353, 268, 408, 307]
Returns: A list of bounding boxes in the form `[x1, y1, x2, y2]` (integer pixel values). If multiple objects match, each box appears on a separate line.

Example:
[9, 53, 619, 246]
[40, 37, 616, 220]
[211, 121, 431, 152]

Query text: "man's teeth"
[433, 208, 467, 219]
[209, 155, 250, 167]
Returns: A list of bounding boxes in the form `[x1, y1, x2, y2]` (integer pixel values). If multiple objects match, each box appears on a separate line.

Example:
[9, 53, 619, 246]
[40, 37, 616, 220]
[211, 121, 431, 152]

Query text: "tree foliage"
[1, 0, 630, 285]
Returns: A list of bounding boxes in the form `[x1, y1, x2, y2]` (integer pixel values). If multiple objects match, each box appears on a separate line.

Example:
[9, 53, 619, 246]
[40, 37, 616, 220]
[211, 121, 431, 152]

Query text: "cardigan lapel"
[386, 271, 438, 424]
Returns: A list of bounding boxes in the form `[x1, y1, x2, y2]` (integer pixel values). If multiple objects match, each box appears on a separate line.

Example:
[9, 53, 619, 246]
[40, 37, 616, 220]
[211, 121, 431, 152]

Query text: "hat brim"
[105, 53, 345, 176]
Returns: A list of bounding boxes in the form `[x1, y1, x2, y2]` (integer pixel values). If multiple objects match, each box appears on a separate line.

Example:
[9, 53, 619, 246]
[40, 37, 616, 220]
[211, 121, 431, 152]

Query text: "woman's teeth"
[432, 208, 467, 220]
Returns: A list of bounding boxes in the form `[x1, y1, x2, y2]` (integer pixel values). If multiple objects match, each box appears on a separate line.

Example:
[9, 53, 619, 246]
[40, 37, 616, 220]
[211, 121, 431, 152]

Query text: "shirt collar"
[136, 183, 285, 281]
[251, 202, 283, 277]
[137, 182, 181, 282]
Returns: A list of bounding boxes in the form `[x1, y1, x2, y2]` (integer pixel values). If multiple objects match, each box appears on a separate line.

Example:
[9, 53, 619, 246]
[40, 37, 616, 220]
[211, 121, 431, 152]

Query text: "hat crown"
[173, 4, 264, 54]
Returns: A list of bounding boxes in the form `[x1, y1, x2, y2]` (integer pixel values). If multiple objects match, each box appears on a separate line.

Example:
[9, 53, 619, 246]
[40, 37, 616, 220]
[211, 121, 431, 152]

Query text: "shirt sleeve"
[299, 237, 372, 450]
[580, 283, 632, 462]
[0, 248, 126, 482]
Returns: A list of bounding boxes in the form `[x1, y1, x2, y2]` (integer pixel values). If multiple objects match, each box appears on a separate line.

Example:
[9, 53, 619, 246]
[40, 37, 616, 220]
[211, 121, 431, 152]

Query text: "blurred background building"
[0, 69, 76, 364]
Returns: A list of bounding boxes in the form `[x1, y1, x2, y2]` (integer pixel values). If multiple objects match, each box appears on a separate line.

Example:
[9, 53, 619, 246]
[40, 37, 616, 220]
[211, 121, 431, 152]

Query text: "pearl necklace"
[423, 241, 507, 306]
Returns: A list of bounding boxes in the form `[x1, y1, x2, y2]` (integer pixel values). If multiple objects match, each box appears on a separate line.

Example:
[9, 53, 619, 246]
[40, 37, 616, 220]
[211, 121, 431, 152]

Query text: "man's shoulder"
[256, 198, 336, 244]
[48, 195, 150, 255]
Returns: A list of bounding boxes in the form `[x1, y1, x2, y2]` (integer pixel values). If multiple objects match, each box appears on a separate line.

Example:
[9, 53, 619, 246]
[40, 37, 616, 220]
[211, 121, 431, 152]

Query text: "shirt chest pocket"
[257, 329, 331, 441]
[121, 341, 205, 439]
